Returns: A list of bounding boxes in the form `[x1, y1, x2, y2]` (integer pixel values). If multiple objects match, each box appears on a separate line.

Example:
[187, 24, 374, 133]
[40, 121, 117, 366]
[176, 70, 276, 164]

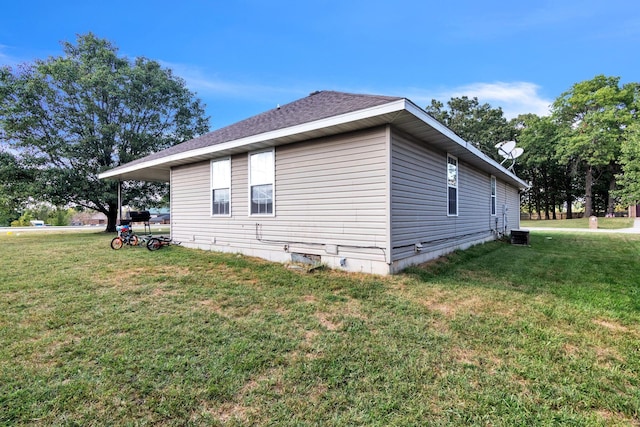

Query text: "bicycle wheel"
[129, 235, 139, 246]
[110, 237, 123, 250]
[147, 238, 162, 251]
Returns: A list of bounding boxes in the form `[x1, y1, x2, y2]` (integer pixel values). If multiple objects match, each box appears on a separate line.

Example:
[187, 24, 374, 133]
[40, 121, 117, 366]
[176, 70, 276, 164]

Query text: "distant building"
[71, 212, 107, 226]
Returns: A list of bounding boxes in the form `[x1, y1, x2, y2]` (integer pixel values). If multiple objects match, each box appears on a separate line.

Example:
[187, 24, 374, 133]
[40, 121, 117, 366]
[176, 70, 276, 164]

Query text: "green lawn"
[521, 217, 635, 229]
[1, 231, 639, 426]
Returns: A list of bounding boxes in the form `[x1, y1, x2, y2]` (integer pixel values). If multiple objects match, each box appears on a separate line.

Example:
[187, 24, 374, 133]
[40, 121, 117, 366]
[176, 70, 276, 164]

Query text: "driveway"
[0, 226, 110, 235]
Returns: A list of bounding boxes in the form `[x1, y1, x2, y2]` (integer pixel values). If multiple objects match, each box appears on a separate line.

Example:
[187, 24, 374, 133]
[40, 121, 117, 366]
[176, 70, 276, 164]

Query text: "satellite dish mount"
[495, 141, 524, 171]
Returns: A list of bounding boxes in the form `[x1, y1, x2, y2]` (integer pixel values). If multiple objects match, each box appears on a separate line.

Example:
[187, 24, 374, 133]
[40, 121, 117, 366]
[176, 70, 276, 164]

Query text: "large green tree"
[513, 114, 579, 219]
[552, 75, 636, 217]
[426, 96, 515, 160]
[0, 33, 209, 231]
[0, 149, 34, 225]
[613, 121, 640, 207]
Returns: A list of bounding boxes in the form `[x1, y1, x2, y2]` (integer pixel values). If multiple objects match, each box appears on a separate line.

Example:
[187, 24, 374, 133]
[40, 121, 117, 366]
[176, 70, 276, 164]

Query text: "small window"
[447, 155, 458, 216]
[490, 176, 497, 216]
[249, 150, 274, 215]
[211, 158, 231, 216]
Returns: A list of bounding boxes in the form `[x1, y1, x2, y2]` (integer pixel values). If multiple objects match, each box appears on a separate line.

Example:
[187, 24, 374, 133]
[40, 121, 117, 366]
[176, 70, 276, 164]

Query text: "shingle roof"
[119, 90, 403, 168]
[100, 90, 529, 189]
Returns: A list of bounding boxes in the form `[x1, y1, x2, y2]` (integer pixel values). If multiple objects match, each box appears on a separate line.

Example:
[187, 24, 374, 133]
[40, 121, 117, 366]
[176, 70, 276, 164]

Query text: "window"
[447, 155, 458, 216]
[249, 150, 274, 215]
[490, 176, 497, 216]
[211, 158, 231, 216]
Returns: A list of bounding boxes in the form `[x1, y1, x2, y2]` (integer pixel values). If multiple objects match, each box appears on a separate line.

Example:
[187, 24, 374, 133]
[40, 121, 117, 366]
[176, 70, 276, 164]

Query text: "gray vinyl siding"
[390, 131, 498, 261]
[170, 124, 521, 274]
[170, 127, 389, 271]
[502, 181, 521, 232]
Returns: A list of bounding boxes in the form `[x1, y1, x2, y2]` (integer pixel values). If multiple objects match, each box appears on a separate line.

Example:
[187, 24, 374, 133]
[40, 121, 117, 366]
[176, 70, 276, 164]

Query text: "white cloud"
[156, 60, 553, 121]
[159, 60, 304, 101]
[407, 82, 553, 119]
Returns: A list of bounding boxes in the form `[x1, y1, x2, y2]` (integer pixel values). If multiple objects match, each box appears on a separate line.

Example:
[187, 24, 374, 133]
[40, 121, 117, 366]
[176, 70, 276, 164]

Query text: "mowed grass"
[1, 231, 639, 426]
[521, 217, 634, 229]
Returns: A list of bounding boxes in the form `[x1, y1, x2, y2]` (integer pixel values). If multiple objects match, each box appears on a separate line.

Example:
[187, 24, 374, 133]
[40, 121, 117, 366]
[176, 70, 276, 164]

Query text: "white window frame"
[490, 175, 497, 217]
[248, 149, 275, 216]
[447, 154, 458, 217]
[211, 157, 231, 217]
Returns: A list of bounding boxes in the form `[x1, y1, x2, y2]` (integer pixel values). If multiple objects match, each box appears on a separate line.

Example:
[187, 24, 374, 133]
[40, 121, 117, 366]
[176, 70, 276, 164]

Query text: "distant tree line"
[7, 204, 75, 227]
[426, 75, 640, 219]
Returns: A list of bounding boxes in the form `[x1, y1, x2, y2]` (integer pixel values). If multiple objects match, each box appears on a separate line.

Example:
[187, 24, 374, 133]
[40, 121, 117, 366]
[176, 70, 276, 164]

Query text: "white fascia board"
[403, 100, 529, 189]
[99, 99, 407, 180]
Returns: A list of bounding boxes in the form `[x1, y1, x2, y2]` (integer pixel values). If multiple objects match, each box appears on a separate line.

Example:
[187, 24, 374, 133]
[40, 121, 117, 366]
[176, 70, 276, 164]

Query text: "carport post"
[118, 180, 122, 225]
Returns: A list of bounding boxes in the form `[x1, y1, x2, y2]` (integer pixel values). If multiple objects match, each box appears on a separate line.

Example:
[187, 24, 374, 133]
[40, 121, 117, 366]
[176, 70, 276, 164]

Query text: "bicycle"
[136, 233, 154, 247]
[110, 224, 139, 249]
[146, 236, 180, 251]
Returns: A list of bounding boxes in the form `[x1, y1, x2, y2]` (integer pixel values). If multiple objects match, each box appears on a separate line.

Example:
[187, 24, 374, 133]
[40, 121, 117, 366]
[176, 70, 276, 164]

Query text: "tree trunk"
[105, 203, 118, 233]
[584, 164, 594, 217]
[543, 167, 550, 220]
[565, 162, 574, 219]
[532, 174, 541, 220]
[606, 163, 617, 217]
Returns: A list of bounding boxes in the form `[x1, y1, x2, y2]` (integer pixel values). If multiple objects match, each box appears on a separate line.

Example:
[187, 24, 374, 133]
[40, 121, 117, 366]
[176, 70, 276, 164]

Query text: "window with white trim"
[447, 155, 458, 216]
[490, 176, 497, 216]
[249, 150, 274, 215]
[211, 158, 231, 216]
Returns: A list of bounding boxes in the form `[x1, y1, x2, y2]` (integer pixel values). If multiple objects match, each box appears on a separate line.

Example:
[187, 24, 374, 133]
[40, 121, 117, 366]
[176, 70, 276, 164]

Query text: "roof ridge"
[111, 90, 403, 170]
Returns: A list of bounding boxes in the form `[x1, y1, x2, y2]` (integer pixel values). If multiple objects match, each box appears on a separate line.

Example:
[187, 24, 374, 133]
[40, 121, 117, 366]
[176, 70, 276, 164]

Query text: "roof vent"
[309, 90, 322, 96]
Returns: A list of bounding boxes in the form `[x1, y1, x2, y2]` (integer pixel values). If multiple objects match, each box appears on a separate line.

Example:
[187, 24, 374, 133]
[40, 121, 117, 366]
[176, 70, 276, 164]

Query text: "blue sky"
[1, 0, 638, 130]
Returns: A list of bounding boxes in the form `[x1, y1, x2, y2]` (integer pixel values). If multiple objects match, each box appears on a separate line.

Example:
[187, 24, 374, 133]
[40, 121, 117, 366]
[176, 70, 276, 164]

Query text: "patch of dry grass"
[1, 231, 639, 425]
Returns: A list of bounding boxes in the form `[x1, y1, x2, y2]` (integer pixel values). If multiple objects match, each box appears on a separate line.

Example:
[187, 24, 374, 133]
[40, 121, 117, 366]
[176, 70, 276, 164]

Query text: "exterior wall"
[389, 130, 520, 273]
[169, 125, 523, 275]
[170, 127, 391, 274]
[498, 179, 521, 232]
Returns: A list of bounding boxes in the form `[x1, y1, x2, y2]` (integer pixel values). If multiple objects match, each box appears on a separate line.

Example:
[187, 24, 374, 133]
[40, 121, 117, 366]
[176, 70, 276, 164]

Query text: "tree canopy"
[425, 96, 515, 161]
[512, 114, 569, 219]
[0, 33, 209, 231]
[613, 121, 640, 206]
[0, 149, 34, 225]
[552, 75, 637, 216]
[427, 76, 639, 219]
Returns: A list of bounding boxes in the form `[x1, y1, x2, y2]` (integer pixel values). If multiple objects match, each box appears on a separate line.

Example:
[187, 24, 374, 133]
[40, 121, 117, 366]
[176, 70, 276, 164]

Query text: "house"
[71, 211, 107, 226]
[149, 213, 171, 225]
[100, 91, 528, 274]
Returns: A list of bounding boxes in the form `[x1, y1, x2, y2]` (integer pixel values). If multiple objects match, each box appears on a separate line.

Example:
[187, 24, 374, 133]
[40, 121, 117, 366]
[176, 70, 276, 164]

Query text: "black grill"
[129, 211, 151, 222]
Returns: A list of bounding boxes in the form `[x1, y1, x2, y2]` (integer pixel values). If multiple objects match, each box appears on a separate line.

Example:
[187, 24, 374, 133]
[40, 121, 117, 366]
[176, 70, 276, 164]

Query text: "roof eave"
[98, 99, 408, 182]
[99, 97, 528, 190]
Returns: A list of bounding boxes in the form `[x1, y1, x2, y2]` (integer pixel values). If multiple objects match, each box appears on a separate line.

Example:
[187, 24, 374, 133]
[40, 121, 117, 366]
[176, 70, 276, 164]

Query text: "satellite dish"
[497, 141, 516, 158]
[510, 147, 524, 159]
[495, 141, 524, 171]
